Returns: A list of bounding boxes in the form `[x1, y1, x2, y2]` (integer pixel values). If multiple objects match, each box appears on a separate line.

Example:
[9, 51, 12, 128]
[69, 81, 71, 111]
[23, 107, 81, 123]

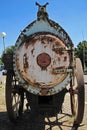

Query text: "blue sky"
[0, 0, 87, 56]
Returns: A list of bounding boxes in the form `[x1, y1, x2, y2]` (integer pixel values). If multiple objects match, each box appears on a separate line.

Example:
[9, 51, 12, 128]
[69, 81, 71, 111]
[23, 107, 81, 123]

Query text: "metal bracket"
[53, 68, 72, 74]
[52, 46, 74, 51]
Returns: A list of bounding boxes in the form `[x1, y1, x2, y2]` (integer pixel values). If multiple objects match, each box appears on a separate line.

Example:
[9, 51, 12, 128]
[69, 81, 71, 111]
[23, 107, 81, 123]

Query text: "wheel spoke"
[12, 94, 20, 116]
[6, 71, 24, 122]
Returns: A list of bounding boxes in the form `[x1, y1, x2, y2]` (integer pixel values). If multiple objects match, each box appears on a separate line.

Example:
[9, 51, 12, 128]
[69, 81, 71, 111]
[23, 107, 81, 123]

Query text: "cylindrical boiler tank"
[13, 3, 74, 96]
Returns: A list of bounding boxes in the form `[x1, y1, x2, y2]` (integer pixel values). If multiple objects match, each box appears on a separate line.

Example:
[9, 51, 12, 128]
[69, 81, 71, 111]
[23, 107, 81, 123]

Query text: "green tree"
[0, 58, 3, 65]
[4, 45, 14, 55]
[1, 45, 14, 64]
[76, 40, 87, 70]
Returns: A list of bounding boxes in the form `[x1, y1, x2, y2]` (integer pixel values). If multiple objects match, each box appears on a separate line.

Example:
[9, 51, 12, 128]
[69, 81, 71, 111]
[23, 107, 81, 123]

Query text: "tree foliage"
[75, 40, 87, 69]
[0, 58, 3, 65]
[1, 45, 14, 64]
[4, 45, 14, 55]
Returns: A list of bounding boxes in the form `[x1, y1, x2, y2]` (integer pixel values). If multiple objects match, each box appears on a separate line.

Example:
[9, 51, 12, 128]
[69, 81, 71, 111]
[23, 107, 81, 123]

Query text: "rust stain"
[25, 41, 30, 49]
[44, 45, 47, 48]
[64, 56, 67, 62]
[54, 66, 65, 70]
[47, 37, 54, 43]
[34, 82, 41, 87]
[31, 48, 35, 54]
[55, 40, 65, 46]
[53, 60, 56, 65]
[25, 36, 38, 49]
[41, 40, 46, 44]
[40, 88, 49, 95]
[58, 57, 61, 61]
[23, 53, 29, 72]
[55, 50, 64, 55]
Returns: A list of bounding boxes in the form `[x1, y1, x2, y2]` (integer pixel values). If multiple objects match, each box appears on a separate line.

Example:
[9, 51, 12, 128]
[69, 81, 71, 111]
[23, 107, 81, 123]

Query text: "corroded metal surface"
[15, 33, 71, 90]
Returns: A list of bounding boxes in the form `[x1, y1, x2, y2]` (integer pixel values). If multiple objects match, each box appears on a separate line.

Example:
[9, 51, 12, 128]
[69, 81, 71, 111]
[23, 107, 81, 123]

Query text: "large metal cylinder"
[13, 6, 73, 95]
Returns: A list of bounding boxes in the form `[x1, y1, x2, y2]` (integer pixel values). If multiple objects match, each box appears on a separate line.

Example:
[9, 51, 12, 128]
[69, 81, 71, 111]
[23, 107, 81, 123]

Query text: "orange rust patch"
[40, 88, 49, 95]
